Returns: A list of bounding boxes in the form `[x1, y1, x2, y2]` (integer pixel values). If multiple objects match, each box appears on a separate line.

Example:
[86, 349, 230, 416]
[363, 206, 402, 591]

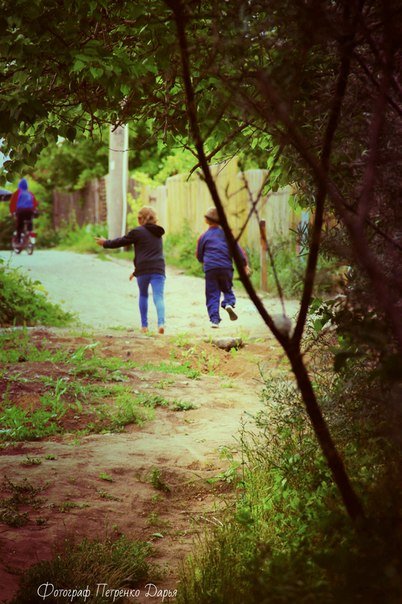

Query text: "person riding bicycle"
[9, 178, 39, 242]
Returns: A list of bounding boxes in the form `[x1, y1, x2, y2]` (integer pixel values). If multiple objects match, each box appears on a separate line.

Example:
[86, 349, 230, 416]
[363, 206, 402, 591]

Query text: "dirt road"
[0, 249, 298, 335]
[0, 250, 295, 602]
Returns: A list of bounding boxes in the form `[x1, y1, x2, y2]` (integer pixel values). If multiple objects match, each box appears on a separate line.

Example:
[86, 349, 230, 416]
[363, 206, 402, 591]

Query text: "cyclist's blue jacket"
[10, 179, 38, 212]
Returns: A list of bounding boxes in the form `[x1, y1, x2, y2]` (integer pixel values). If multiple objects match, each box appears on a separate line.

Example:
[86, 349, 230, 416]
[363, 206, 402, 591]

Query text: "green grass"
[67, 342, 136, 380]
[0, 329, 67, 364]
[105, 390, 154, 430]
[149, 468, 171, 493]
[97, 489, 120, 501]
[10, 535, 157, 604]
[0, 405, 62, 441]
[98, 472, 114, 482]
[0, 384, 165, 442]
[176, 374, 402, 604]
[59, 501, 89, 513]
[179, 347, 221, 375]
[0, 477, 45, 528]
[56, 222, 108, 254]
[20, 456, 42, 466]
[136, 360, 200, 379]
[0, 333, 185, 442]
[172, 401, 198, 411]
[1, 372, 86, 441]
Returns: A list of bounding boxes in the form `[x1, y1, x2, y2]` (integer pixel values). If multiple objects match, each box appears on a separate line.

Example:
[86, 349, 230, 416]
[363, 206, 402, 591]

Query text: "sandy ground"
[0, 249, 296, 603]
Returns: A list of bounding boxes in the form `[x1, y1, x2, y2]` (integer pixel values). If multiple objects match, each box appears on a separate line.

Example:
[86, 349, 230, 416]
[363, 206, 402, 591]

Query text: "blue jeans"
[136, 274, 166, 328]
[205, 268, 236, 324]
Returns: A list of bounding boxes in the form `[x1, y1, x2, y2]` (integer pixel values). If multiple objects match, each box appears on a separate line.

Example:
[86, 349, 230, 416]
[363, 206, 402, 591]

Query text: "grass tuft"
[10, 535, 157, 603]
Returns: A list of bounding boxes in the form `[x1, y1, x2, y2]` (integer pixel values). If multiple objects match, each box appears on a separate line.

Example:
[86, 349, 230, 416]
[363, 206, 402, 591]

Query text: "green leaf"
[89, 67, 103, 79]
[72, 59, 86, 73]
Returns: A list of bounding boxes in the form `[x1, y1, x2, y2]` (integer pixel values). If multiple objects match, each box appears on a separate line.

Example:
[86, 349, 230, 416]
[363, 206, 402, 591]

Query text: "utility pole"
[106, 124, 128, 239]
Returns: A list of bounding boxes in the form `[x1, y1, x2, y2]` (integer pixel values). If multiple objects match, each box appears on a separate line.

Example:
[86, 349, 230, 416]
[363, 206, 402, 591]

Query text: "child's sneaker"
[210, 322, 219, 328]
[224, 305, 238, 321]
[158, 326, 165, 334]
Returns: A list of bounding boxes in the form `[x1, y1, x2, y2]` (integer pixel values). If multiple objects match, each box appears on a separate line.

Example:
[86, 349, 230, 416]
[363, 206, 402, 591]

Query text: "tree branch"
[246, 72, 402, 351]
[293, 1, 363, 345]
[166, 0, 365, 523]
[356, 1, 393, 227]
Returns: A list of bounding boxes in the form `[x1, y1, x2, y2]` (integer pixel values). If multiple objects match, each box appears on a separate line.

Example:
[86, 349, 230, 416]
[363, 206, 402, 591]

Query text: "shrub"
[177, 347, 402, 603]
[0, 213, 15, 250]
[164, 221, 204, 277]
[0, 259, 74, 326]
[56, 221, 108, 254]
[247, 237, 343, 297]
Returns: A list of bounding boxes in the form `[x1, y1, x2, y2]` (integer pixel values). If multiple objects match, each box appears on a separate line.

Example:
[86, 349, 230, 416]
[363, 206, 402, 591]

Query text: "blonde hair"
[138, 206, 157, 225]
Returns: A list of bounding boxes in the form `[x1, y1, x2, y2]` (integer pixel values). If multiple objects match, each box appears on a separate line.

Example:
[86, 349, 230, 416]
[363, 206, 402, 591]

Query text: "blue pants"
[205, 268, 236, 324]
[136, 274, 166, 328]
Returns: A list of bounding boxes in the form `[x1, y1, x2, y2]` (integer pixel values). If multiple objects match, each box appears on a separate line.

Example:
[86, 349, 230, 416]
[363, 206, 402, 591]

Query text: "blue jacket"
[10, 178, 38, 212]
[196, 226, 247, 272]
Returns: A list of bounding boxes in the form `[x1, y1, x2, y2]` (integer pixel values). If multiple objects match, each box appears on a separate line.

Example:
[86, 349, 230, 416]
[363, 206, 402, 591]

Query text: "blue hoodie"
[196, 225, 248, 272]
[16, 178, 34, 210]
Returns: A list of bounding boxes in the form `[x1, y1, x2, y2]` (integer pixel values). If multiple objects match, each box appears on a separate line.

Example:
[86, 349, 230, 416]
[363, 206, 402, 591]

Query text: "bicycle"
[11, 219, 36, 255]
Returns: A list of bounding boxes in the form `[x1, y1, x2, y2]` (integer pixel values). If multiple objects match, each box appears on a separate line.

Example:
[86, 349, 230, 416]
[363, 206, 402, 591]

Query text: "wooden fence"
[52, 178, 108, 229]
[140, 157, 300, 254]
[52, 157, 300, 255]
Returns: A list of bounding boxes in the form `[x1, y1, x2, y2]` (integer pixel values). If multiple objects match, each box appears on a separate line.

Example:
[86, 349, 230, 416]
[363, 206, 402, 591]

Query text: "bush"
[247, 237, 343, 297]
[177, 343, 402, 603]
[0, 259, 74, 326]
[0, 213, 14, 250]
[56, 221, 108, 254]
[164, 222, 204, 277]
[35, 210, 60, 248]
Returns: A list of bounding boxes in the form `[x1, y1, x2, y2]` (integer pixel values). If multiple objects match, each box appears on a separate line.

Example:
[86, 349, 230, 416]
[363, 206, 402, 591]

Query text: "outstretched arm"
[95, 231, 137, 249]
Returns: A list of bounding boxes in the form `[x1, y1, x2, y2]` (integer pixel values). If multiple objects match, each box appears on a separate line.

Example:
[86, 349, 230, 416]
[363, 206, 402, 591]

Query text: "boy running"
[196, 207, 250, 328]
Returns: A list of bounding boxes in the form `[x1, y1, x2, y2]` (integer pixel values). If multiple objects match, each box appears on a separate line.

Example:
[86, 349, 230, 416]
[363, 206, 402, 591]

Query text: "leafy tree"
[30, 123, 194, 192]
[1, 0, 401, 527]
[33, 131, 109, 191]
[162, 0, 402, 523]
[0, 0, 180, 177]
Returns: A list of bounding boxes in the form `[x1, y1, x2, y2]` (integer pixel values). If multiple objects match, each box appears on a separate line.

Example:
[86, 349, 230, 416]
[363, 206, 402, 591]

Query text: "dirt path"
[0, 249, 298, 334]
[0, 250, 294, 602]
